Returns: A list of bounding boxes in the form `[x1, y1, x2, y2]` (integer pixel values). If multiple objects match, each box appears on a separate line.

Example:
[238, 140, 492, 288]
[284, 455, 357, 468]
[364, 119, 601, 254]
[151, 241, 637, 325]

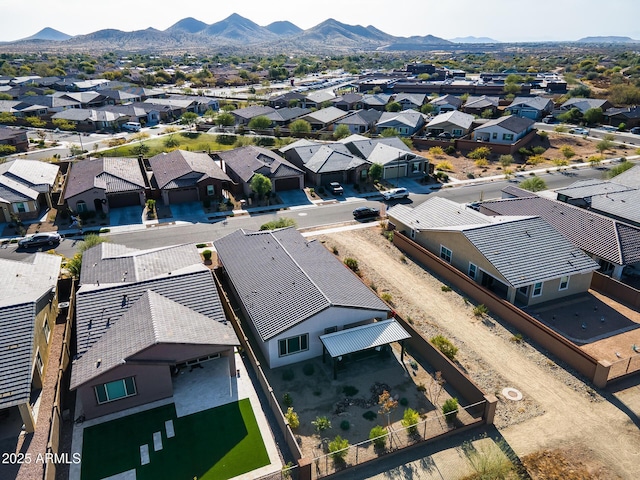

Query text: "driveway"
[167, 202, 206, 222]
[108, 206, 143, 226]
[277, 189, 313, 207]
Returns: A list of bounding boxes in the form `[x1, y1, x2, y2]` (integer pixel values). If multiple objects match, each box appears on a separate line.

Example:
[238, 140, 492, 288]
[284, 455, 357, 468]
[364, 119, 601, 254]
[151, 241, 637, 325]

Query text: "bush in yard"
[401, 408, 420, 434]
[531, 146, 546, 155]
[435, 160, 454, 171]
[343, 257, 359, 273]
[442, 398, 459, 422]
[283, 392, 293, 407]
[363, 411, 377, 421]
[607, 160, 634, 178]
[445, 145, 457, 155]
[303, 363, 315, 376]
[526, 155, 545, 166]
[328, 435, 349, 462]
[473, 304, 489, 317]
[430, 335, 458, 361]
[285, 407, 300, 429]
[369, 425, 387, 449]
[340, 420, 350, 431]
[260, 217, 297, 231]
[202, 249, 212, 261]
[468, 146, 491, 159]
[499, 154, 513, 167]
[519, 177, 547, 192]
[429, 146, 445, 156]
[342, 385, 358, 397]
[312, 416, 332, 433]
[474, 158, 489, 167]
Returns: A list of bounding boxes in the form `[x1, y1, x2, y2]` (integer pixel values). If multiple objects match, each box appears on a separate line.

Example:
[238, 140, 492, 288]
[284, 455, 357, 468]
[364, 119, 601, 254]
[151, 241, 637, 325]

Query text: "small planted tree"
[328, 435, 349, 463]
[202, 249, 212, 262]
[519, 177, 547, 192]
[368, 163, 383, 183]
[401, 408, 420, 435]
[369, 425, 387, 449]
[250, 173, 272, 200]
[468, 146, 491, 160]
[285, 407, 300, 429]
[442, 398, 459, 423]
[430, 335, 458, 361]
[378, 390, 398, 429]
[312, 416, 332, 433]
[560, 145, 576, 161]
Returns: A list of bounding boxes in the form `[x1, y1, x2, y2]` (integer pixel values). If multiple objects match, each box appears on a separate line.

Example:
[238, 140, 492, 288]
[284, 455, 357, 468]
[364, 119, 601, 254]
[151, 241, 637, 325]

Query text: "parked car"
[542, 115, 555, 124]
[122, 121, 141, 132]
[569, 127, 589, 135]
[352, 206, 380, 220]
[630, 127, 640, 135]
[18, 232, 61, 248]
[328, 182, 344, 195]
[382, 187, 409, 201]
[437, 132, 452, 139]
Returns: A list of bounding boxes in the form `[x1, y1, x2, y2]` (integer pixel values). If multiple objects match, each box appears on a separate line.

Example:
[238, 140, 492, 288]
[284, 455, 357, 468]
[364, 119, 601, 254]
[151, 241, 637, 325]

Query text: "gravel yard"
[311, 226, 640, 479]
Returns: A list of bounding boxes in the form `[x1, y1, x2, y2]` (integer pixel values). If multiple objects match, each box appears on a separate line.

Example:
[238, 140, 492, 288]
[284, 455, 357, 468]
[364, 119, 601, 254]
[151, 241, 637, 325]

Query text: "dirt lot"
[425, 132, 635, 180]
[311, 226, 640, 479]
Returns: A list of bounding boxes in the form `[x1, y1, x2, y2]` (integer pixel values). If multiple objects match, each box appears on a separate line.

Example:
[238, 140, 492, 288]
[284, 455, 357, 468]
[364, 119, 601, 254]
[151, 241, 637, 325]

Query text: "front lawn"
[81, 398, 268, 480]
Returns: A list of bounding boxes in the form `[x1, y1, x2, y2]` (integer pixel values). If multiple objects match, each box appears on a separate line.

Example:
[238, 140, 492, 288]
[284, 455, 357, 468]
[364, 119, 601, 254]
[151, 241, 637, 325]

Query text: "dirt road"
[315, 227, 640, 478]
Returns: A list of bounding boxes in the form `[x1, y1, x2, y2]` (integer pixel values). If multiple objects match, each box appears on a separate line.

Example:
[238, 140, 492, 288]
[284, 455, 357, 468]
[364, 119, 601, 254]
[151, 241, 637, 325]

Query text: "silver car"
[18, 232, 61, 248]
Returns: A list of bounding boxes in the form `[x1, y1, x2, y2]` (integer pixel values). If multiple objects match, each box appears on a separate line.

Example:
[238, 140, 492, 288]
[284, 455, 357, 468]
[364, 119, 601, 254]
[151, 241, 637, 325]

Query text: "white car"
[382, 187, 409, 200]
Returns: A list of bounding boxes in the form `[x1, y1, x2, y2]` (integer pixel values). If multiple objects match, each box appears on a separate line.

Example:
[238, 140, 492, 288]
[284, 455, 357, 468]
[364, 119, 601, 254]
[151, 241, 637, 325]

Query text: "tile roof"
[64, 157, 145, 199]
[305, 91, 336, 104]
[554, 179, 634, 200]
[345, 136, 410, 158]
[362, 93, 391, 107]
[377, 109, 426, 129]
[231, 105, 275, 119]
[426, 110, 474, 130]
[366, 142, 427, 166]
[461, 217, 599, 288]
[388, 197, 493, 230]
[610, 165, 640, 189]
[429, 95, 463, 107]
[590, 189, 640, 225]
[215, 146, 302, 183]
[507, 96, 553, 111]
[301, 106, 348, 125]
[475, 115, 535, 133]
[305, 146, 367, 174]
[463, 95, 499, 109]
[148, 150, 231, 189]
[71, 290, 238, 389]
[0, 159, 59, 192]
[480, 196, 640, 265]
[561, 98, 609, 113]
[0, 176, 39, 203]
[265, 107, 310, 122]
[214, 228, 389, 341]
[0, 253, 61, 408]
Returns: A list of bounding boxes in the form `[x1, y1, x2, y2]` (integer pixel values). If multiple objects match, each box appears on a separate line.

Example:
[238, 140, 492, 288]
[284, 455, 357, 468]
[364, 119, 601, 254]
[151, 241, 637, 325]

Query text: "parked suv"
[382, 187, 409, 200]
[18, 232, 61, 249]
[328, 182, 344, 195]
[352, 206, 380, 220]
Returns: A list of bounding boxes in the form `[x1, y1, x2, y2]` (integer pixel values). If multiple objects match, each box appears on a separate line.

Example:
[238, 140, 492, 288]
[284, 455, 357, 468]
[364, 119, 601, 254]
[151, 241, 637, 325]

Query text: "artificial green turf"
[81, 398, 269, 480]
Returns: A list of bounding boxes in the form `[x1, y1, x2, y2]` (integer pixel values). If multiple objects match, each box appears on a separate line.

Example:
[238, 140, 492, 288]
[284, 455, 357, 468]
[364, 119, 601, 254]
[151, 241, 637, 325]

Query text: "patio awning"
[319, 319, 411, 358]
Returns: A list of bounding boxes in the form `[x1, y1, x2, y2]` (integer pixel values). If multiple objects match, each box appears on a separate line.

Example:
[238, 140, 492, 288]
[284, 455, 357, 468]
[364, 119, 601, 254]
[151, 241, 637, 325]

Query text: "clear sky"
[1, 0, 638, 43]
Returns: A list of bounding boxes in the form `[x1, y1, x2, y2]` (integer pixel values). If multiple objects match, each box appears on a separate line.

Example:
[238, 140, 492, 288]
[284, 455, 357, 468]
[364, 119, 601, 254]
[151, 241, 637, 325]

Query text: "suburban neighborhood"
[1, 9, 640, 480]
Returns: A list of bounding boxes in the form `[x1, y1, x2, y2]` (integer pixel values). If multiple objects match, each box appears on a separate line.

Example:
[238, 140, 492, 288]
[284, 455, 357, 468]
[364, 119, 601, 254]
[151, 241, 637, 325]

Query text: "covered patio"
[320, 319, 411, 379]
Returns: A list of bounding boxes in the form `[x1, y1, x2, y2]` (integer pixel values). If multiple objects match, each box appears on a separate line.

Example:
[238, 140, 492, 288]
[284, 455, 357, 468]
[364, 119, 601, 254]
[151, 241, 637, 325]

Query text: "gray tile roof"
[561, 98, 609, 113]
[362, 93, 391, 107]
[462, 217, 599, 288]
[393, 93, 426, 106]
[71, 290, 238, 389]
[215, 146, 303, 183]
[64, 157, 145, 199]
[305, 91, 336, 104]
[214, 228, 390, 341]
[345, 136, 410, 158]
[554, 179, 634, 200]
[426, 110, 474, 130]
[148, 150, 231, 190]
[305, 146, 367, 174]
[388, 197, 493, 230]
[0, 176, 38, 203]
[507, 96, 553, 111]
[366, 142, 427, 166]
[0, 159, 59, 192]
[0, 253, 61, 408]
[80, 243, 202, 286]
[480, 196, 640, 265]
[429, 95, 463, 108]
[463, 95, 499, 109]
[610, 165, 640, 189]
[377, 109, 426, 130]
[265, 107, 310, 123]
[590, 189, 640, 225]
[475, 115, 535, 133]
[231, 105, 275, 120]
[301, 106, 348, 125]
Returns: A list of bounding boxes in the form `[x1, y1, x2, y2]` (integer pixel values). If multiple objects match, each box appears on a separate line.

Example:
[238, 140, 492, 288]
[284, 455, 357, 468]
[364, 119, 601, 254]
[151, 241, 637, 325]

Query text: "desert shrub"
[465, 440, 517, 479]
[260, 217, 297, 231]
[429, 146, 445, 156]
[608, 160, 634, 178]
[196, 243, 207, 248]
[538, 130, 548, 138]
[417, 383, 426, 392]
[531, 146, 546, 155]
[552, 159, 569, 167]
[554, 125, 568, 133]
[499, 154, 513, 167]
[519, 176, 547, 192]
[312, 416, 332, 433]
[468, 146, 491, 159]
[401, 408, 420, 434]
[340, 420, 350, 431]
[381, 292, 393, 304]
[518, 147, 532, 157]
[435, 160, 454, 171]
[441, 285, 452, 292]
[285, 407, 300, 429]
[282, 369, 294, 381]
[435, 171, 449, 182]
[382, 230, 394, 242]
[303, 363, 315, 376]
[511, 333, 524, 343]
[430, 335, 458, 361]
[202, 249, 212, 261]
[363, 410, 377, 421]
[342, 385, 359, 397]
[343, 257, 359, 273]
[588, 154, 604, 166]
[445, 145, 457, 155]
[328, 436, 349, 462]
[283, 392, 293, 407]
[217, 134, 237, 145]
[442, 398, 459, 422]
[473, 304, 489, 317]
[474, 158, 489, 167]
[254, 136, 275, 147]
[369, 425, 387, 448]
[526, 155, 545, 166]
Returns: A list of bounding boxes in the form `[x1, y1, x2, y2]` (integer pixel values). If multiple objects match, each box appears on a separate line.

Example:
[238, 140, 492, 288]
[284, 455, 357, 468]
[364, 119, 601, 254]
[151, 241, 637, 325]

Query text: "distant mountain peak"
[165, 17, 208, 34]
[21, 27, 72, 42]
[265, 20, 302, 36]
[449, 36, 499, 44]
[576, 35, 639, 44]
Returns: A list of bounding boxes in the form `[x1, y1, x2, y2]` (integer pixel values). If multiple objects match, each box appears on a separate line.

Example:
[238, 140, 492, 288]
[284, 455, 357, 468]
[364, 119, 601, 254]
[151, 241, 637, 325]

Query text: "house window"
[492, 132, 497, 140]
[412, 162, 421, 173]
[452, 129, 462, 137]
[95, 377, 137, 404]
[43, 316, 51, 343]
[278, 334, 309, 357]
[518, 286, 529, 295]
[502, 133, 514, 141]
[468, 263, 477, 280]
[15, 202, 27, 213]
[361, 169, 368, 180]
[206, 185, 215, 196]
[76, 201, 88, 213]
[532, 282, 543, 297]
[559, 276, 569, 290]
[36, 351, 44, 375]
[440, 245, 452, 263]
[324, 326, 338, 335]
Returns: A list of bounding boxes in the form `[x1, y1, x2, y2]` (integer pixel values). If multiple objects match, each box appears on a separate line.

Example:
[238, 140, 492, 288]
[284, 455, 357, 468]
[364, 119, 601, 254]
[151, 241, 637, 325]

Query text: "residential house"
[472, 115, 535, 144]
[333, 109, 381, 135]
[363, 141, 429, 181]
[96, 103, 161, 126]
[429, 94, 463, 113]
[19, 95, 80, 114]
[214, 228, 393, 368]
[0, 159, 59, 222]
[70, 243, 239, 420]
[149, 150, 233, 205]
[230, 105, 276, 126]
[361, 93, 392, 111]
[506, 96, 554, 120]
[331, 93, 363, 111]
[298, 106, 349, 131]
[302, 90, 336, 109]
[388, 197, 599, 305]
[64, 157, 147, 214]
[425, 110, 474, 137]
[264, 107, 311, 127]
[610, 164, 640, 189]
[479, 195, 640, 279]
[268, 91, 306, 109]
[559, 98, 613, 115]
[553, 179, 634, 207]
[589, 189, 640, 227]
[56, 91, 107, 109]
[51, 109, 125, 132]
[213, 146, 304, 196]
[603, 106, 640, 129]
[462, 95, 500, 116]
[0, 100, 49, 118]
[375, 109, 426, 136]
[100, 89, 142, 105]
[0, 126, 28, 152]
[0, 253, 62, 433]
[143, 97, 205, 122]
[393, 93, 426, 111]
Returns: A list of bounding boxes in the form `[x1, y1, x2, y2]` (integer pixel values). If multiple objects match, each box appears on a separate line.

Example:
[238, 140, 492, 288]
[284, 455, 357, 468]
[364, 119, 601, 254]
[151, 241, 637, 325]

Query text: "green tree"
[468, 146, 491, 159]
[250, 173, 272, 199]
[289, 119, 311, 134]
[369, 425, 387, 449]
[215, 112, 235, 127]
[560, 145, 576, 160]
[25, 116, 46, 128]
[557, 108, 582, 124]
[519, 176, 547, 192]
[65, 233, 109, 278]
[420, 103, 434, 115]
[582, 107, 603, 125]
[248, 115, 272, 130]
[0, 144, 16, 156]
[0, 112, 16, 124]
[52, 118, 75, 131]
[0, 93, 12, 100]
[380, 128, 399, 138]
[596, 139, 614, 153]
[179, 112, 199, 130]
[401, 408, 420, 435]
[328, 435, 349, 463]
[386, 102, 402, 112]
[442, 398, 459, 423]
[368, 162, 383, 182]
[333, 124, 351, 140]
[131, 143, 150, 158]
[430, 335, 458, 361]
